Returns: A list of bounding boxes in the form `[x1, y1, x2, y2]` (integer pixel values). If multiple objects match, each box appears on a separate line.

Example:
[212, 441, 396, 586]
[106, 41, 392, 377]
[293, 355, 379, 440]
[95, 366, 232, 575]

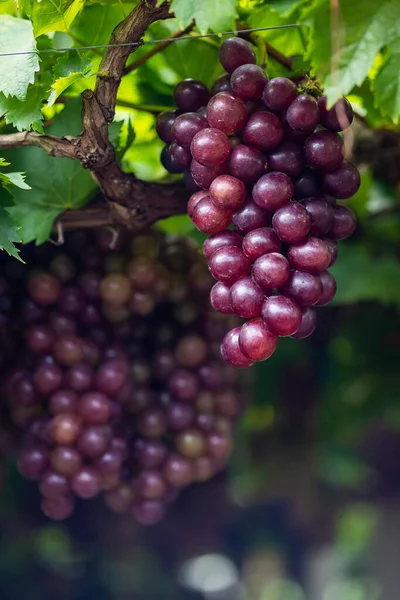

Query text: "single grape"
[268, 141, 304, 179]
[166, 403, 195, 431]
[283, 270, 322, 307]
[286, 95, 319, 133]
[203, 230, 242, 260]
[77, 425, 112, 458]
[229, 276, 265, 318]
[172, 112, 208, 148]
[105, 484, 135, 514]
[18, 445, 48, 479]
[318, 96, 354, 132]
[304, 130, 344, 171]
[252, 252, 290, 290]
[137, 408, 167, 438]
[242, 227, 281, 261]
[287, 237, 331, 274]
[33, 363, 63, 396]
[191, 196, 232, 234]
[211, 73, 233, 95]
[58, 286, 85, 316]
[71, 466, 101, 499]
[77, 270, 101, 299]
[53, 335, 84, 367]
[209, 174, 247, 210]
[323, 161, 360, 198]
[169, 141, 192, 170]
[187, 190, 208, 218]
[132, 500, 165, 526]
[94, 359, 129, 395]
[161, 145, 183, 174]
[39, 470, 69, 499]
[65, 362, 93, 392]
[78, 391, 111, 425]
[294, 169, 321, 199]
[176, 429, 207, 458]
[261, 295, 302, 336]
[134, 439, 167, 469]
[26, 325, 56, 354]
[210, 281, 233, 314]
[208, 246, 250, 285]
[173, 79, 210, 112]
[243, 111, 283, 151]
[50, 413, 82, 445]
[175, 335, 208, 368]
[328, 205, 357, 239]
[28, 273, 61, 306]
[262, 77, 298, 111]
[253, 172, 294, 211]
[96, 449, 122, 475]
[156, 110, 178, 143]
[238, 318, 278, 361]
[290, 307, 317, 339]
[49, 389, 78, 415]
[219, 37, 256, 73]
[221, 327, 254, 368]
[228, 144, 267, 184]
[126, 256, 157, 289]
[272, 202, 311, 244]
[301, 197, 333, 235]
[207, 92, 247, 135]
[135, 470, 167, 500]
[41, 494, 74, 520]
[320, 236, 338, 266]
[193, 456, 216, 482]
[191, 128, 231, 167]
[315, 270, 337, 306]
[231, 64, 268, 101]
[50, 446, 82, 476]
[163, 453, 192, 487]
[168, 369, 199, 402]
[190, 160, 227, 189]
[207, 431, 232, 460]
[232, 198, 271, 234]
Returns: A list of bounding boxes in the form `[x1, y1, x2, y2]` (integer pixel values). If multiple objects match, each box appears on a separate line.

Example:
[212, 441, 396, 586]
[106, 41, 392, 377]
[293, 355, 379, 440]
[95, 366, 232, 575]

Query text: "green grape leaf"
[29, 0, 85, 37]
[5, 99, 98, 245]
[373, 39, 400, 123]
[0, 199, 21, 259]
[331, 243, 400, 306]
[171, 0, 237, 33]
[303, 0, 400, 104]
[0, 170, 30, 191]
[71, 3, 129, 46]
[0, 15, 39, 101]
[115, 117, 136, 162]
[48, 52, 92, 106]
[0, 84, 45, 132]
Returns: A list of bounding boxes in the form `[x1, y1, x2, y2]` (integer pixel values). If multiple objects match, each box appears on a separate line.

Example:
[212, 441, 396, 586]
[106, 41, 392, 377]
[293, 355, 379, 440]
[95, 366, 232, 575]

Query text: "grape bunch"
[0, 230, 241, 524]
[156, 37, 360, 367]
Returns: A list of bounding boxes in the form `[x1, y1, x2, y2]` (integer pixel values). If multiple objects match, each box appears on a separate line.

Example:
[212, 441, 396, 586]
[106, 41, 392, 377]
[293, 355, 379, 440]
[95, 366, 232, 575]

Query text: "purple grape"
[203, 230, 242, 260]
[166, 403, 195, 432]
[156, 110, 178, 143]
[173, 79, 210, 112]
[253, 172, 294, 211]
[242, 227, 281, 261]
[78, 391, 111, 425]
[58, 286, 85, 316]
[231, 64, 268, 100]
[238, 318, 278, 361]
[208, 246, 250, 285]
[208, 431, 232, 460]
[290, 307, 317, 339]
[294, 169, 321, 199]
[252, 252, 290, 290]
[169, 141, 192, 170]
[134, 439, 167, 469]
[287, 238, 331, 274]
[168, 369, 199, 402]
[53, 335, 84, 367]
[33, 363, 63, 395]
[133, 500, 165, 525]
[268, 141, 305, 179]
[18, 445, 48, 480]
[212, 74, 233, 95]
[172, 112, 208, 148]
[71, 466, 100, 499]
[328, 205, 357, 239]
[28, 273, 60, 306]
[261, 295, 302, 336]
[286, 95, 319, 133]
[161, 145, 183, 174]
[228, 144, 267, 184]
[320, 236, 338, 266]
[316, 270, 337, 306]
[323, 162, 360, 199]
[77, 425, 112, 458]
[49, 389, 78, 415]
[282, 270, 322, 307]
[243, 111, 283, 151]
[191, 196, 232, 234]
[50, 413, 82, 445]
[301, 197, 334, 235]
[96, 449, 122, 475]
[229, 276, 265, 318]
[187, 190, 208, 218]
[190, 159, 227, 189]
[221, 327, 254, 367]
[272, 202, 311, 243]
[232, 198, 271, 234]
[12, 375, 37, 406]
[318, 96, 353, 132]
[41, 494, 74, 520]
[94, 359, 129, 395]
[163, 453, 192, 487]
[207, 92, 247, 135]
[50, 446, 82, 476]
[209, 174, 247, 210]
[304, 130, 344, 171]
[219, 37, 256, 73]
[26, 325, 55, 354]
[210, 281, 233, 314]
[135, 470, 167, 500]
[137, 408, 167, 438]
[39, 470, 69, 498]
[65, 362, 93, 392]
[191, 128, 231, 167]
[262, 77, 298, 111]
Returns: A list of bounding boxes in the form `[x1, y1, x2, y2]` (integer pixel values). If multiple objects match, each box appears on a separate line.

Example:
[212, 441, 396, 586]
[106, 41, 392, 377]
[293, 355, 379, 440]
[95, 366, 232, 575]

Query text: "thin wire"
[0, 24, 299, 58]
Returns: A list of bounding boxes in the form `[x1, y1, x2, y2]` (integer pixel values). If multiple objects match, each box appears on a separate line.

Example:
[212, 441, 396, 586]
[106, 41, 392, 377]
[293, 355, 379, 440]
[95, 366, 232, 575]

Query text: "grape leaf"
[0, 85, 45, 132]
[48, 52, 92, 106]
[0, 200, 21, 259]
[171, 0, 237, 33]
[71, 3, 130, 46]
[303, 0, 400, 104]
[373, 39, 400, 123]
[28, 0, 85, 37]
[0, 16, 39, 101]
[5, 99, 98, 244]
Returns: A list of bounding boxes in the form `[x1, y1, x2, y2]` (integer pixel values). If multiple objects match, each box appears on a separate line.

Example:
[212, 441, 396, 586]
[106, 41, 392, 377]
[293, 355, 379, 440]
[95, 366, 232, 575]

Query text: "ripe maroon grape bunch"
[156, 37, 360, 368]
[0, 231, 241, 524]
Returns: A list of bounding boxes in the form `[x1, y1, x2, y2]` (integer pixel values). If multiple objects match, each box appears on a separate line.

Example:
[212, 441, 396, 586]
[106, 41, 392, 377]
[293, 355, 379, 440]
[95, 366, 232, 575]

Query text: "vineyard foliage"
[0, 0, 399, 305]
